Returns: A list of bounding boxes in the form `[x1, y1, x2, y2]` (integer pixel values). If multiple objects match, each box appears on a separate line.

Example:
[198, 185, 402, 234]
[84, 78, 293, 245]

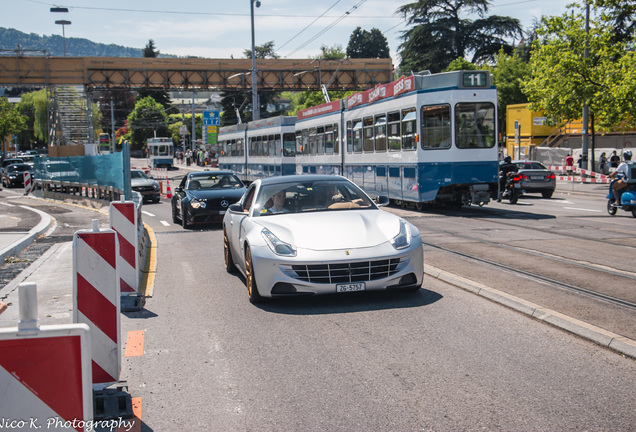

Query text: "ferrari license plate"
[336, 283, 365, 292]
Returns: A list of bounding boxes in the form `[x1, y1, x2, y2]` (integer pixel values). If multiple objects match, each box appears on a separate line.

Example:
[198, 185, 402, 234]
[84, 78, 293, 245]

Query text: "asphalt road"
[124, 194, 636, 432]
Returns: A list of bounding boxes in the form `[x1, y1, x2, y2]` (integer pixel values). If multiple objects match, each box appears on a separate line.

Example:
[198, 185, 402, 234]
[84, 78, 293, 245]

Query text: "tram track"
[422, 240, 636, 311]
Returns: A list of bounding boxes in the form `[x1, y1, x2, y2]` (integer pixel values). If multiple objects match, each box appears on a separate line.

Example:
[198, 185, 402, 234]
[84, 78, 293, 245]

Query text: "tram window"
[421, 104, 451, 149]
[238, 138, 245, 156]
[363, 117, 374, 152]
[316, 126, 324, 154]
[274, 134, 281, 156]
[283, 133, 296, 157]
[308, 127, 317, 155]
[302, 129, 310, 155]
[455, 102, 496, 149]
[401, 108, 417, 150]
[346, 121, 353, 153]
[334, 123, 339, 154]
[352, 119, 363, 153]
[387, 112, 401, 151]
[325, 125, 334, 155]
[296, 131, 303, 154]
[374, 115, 387, 152]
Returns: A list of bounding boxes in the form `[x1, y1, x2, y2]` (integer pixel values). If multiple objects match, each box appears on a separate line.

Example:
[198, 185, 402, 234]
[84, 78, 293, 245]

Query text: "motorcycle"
[607, 174, 636, 218]
[500, 172, 523, 204]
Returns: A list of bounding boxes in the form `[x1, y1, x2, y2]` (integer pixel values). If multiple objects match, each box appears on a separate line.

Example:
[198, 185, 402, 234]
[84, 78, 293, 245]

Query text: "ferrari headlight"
[390, 219, 411, 250]
[262, 228, 296, 257]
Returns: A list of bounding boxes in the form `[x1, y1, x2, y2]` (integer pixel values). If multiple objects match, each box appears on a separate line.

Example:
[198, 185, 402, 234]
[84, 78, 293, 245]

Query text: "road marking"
[142, 210, 155, 217]
[160, 220, 170, 226]
[564, 207, 602, 212]
[0, 202, 14, 207]
[124, 330, 145, 357]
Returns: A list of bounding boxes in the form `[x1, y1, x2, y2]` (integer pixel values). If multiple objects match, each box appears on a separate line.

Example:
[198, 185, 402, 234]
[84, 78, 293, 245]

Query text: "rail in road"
[395, 199, 636, 343]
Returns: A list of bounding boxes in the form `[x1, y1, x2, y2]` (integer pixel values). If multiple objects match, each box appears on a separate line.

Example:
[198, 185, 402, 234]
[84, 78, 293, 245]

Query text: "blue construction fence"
[32, 152, 126, 191]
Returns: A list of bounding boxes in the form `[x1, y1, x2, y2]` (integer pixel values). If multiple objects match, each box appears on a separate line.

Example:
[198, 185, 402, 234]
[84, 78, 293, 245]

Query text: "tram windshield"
[455, 102, 496, 149]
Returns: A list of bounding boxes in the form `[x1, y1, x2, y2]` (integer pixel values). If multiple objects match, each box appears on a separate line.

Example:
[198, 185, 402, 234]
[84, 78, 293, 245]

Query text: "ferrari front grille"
[289, 259, 402, 284]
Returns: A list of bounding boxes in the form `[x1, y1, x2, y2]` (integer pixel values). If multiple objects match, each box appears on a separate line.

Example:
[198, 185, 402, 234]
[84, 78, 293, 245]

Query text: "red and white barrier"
[0, 283, 93, 430]
[73, 221, 121, 388]
[23, 171, 32, 194]
[110, 201, 139, 295]
[547, 166, 611, 183]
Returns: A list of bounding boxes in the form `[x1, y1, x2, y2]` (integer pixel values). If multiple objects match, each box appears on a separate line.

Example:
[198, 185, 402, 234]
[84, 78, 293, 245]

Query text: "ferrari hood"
[255, 210, 403, 250]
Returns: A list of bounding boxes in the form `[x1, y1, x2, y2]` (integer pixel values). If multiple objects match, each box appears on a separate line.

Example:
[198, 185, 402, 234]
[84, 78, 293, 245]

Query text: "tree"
[16, 89, 48, 148]
[593, 0, 636, 45]
[142, 39, 159, 58]
[522, 4, 636, 130]
[320, 44, 346, 60]
[94, 89, 136, 140]
[397, 0, 523, 74]
[346, 27, 390, 59]
[0, 97, 27, 157]
[126, 96, 170, 151]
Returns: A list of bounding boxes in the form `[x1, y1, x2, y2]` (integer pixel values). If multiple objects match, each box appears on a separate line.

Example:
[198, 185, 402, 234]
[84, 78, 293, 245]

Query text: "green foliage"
[319, 44, 346, 60]
[167, 113, 203, 144]
[126, 96, 170, 150]
[16, 89, 48, 145]
[346, 27, 390, 58]
[523, 4, 636, 129]
[286, 90, 353, 115]
[143, 40, 159, 58]
[0, 97, 27, 151]
[444, 58, 478, 71]
[397, 0, 522, 74]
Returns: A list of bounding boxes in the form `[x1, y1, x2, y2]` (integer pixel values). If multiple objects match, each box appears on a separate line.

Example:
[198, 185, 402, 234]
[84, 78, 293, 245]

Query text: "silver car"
[512, 160, 557, 199]
[223, 175, 424, 303]
[131, 169, 161, 203]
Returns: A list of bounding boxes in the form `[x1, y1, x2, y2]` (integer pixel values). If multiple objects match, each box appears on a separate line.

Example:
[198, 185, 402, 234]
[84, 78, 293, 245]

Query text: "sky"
[5, 0, 577, 62]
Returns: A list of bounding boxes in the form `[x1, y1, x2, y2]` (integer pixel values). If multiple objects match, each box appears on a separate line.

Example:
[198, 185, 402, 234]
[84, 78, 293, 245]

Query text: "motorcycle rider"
[497, 156, 519, 202]
[608, 150, 633, 204]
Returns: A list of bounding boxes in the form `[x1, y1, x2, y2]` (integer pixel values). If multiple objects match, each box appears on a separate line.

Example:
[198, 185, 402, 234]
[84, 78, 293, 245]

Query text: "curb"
[424, 264, 636, 359]
[0, 204, 53, 264]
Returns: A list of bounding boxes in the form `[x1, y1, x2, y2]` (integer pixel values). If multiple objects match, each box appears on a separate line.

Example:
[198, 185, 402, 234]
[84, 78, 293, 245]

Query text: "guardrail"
[34, 179, 124, 201]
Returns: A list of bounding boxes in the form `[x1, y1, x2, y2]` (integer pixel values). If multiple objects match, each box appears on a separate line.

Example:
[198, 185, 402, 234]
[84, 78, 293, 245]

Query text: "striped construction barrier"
[547, 166, 611, 183]
[0, 283, 93, 429]
[73, 220, 121, 388]
[23, 171, 32, 194]
[110, 201, 139, 295]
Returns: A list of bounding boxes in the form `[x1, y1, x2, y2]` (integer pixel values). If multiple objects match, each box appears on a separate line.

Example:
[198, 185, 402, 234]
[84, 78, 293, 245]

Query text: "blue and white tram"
[343, 70, 497, 207]
[218, 123, 247, 176]
[294, 100, 343, 176]
[146, 137, 174, 169]
[219, 116, 296, 184]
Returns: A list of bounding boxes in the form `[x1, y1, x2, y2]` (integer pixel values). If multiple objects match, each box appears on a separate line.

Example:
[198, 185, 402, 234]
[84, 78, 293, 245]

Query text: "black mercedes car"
[172, 171, 246, 229]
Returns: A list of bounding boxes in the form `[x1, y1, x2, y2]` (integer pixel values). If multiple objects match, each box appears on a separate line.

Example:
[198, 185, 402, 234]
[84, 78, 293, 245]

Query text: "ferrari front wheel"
[245, 246, 263, 304]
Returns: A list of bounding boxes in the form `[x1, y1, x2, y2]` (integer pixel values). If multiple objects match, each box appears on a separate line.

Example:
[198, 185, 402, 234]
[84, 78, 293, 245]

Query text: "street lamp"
[55, 20, 71, 56]
[250, 0, 261, 121]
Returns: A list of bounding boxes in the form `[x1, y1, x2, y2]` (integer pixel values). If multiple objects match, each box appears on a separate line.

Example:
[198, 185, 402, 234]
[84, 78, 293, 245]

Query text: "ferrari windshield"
[254, 179, 375, 216]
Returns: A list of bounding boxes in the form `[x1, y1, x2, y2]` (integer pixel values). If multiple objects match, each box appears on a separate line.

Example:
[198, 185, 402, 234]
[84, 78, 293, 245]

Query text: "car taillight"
[511, 174, 522, 181]
[547, 173, 556, 180]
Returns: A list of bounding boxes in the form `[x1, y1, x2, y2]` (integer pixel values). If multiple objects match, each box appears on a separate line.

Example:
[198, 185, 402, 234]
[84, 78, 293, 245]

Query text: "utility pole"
[581, 0, 590, 170]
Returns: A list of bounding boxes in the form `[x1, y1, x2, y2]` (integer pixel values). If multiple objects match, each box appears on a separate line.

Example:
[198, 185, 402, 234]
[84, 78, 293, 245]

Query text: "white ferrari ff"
[223, 175, 424, 303]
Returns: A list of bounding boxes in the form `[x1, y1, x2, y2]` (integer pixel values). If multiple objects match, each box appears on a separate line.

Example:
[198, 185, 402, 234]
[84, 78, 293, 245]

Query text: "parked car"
[223, 175, 424, 303]
[36, 160, 81, 183]
[512, 160, 557, 198]
[130, 169, 161, 203]
[172, 171, 246, 229]
[1, 163, 33, 188]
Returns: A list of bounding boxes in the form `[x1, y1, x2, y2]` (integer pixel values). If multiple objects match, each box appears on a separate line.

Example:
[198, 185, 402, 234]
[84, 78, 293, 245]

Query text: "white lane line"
[564, 207, 602, 212]
[0, 202, 15, 207]
[160, 220, 170, 226]
[142, 211, 156, 217]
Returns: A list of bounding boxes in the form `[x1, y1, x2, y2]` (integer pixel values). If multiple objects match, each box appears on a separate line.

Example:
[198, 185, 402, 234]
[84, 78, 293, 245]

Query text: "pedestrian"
[599, 152, 607, 174]
[609, 150, 620, 169]
[577, 154, 583, 169]
[565, 154, 574, 175]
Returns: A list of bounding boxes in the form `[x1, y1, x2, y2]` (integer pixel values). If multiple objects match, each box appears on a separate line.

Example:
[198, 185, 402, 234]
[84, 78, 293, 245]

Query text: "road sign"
[203, 111, 220, 126]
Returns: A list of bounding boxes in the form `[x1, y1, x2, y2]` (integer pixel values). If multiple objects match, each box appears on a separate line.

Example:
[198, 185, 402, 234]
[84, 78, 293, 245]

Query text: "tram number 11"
[463, 72, 487, 88]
